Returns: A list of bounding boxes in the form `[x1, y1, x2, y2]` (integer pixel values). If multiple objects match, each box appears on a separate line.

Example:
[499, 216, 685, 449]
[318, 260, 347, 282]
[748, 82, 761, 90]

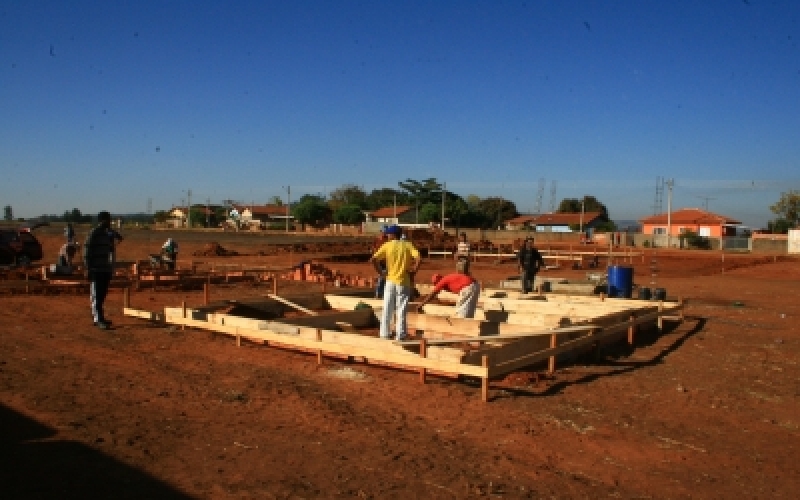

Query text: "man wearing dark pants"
[84, 211, 116, 329]
[518, 237, 545, 294]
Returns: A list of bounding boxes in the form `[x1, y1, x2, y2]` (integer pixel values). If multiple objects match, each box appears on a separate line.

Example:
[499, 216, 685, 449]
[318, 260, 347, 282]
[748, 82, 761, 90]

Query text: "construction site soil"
[1, 229, 799, 499]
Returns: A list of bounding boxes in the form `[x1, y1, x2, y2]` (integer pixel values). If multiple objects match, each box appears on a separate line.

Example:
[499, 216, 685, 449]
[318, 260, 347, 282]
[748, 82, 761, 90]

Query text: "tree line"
[8, 186, 797, 232]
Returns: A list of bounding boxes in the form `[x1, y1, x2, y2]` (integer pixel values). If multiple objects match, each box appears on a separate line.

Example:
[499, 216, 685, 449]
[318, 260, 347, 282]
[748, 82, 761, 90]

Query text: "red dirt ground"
[1, 230, 798, 499]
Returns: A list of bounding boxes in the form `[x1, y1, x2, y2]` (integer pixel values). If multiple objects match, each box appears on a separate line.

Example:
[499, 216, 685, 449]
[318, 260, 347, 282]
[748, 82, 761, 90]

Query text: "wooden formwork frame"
[123, 288, 684, 402]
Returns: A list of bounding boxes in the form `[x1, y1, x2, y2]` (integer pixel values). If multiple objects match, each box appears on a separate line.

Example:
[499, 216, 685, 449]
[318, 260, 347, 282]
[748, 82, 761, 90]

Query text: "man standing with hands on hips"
[369, 225, 421, 341]
[84, 211, 117, 330]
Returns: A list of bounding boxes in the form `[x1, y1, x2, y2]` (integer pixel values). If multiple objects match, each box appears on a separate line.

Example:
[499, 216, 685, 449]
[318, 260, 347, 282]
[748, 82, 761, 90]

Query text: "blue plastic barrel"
[607, 265, 634, 298]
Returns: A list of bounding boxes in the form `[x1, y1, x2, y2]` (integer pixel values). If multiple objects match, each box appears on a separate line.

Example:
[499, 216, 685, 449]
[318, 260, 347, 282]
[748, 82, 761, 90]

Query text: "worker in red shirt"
[416, 260, 480, 318]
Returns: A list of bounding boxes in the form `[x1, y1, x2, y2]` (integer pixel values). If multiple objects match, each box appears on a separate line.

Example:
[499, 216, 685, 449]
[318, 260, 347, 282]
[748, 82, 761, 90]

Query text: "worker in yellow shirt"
[369, 225, 421, 340]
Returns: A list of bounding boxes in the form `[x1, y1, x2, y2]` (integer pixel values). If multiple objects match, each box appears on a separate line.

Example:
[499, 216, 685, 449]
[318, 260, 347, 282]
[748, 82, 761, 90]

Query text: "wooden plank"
[267, 294, 318, 315]
[489, 330, 604, 377]
[324, 295, 384, 310]
[176, 309, 465, 364]
[281, 309, 375, 329]
[124, 307, 164, 322]
[161, 313, 488, 377]
[488, 308, 680, 377]
[336, 322, 359, 333]
[393, 325, 600, 346]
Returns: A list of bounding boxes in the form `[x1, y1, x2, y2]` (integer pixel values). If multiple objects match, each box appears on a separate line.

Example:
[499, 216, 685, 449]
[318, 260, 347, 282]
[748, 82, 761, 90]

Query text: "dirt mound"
[192, 242, 238, 257]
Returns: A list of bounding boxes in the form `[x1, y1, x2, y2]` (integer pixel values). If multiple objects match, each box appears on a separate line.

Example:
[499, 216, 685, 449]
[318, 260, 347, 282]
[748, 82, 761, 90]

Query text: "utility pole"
[206, 197, 210, 227]
[579, 197, 585, 234]
[186, 189, 192, 228]
[441, 182, 446, 232]
[285, 185, 291, 233]
[666, 179, 674, 248]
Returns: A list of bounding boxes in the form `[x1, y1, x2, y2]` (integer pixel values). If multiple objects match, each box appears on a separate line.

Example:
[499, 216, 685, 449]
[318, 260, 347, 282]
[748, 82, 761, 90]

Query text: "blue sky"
[2, 0, 798, 227]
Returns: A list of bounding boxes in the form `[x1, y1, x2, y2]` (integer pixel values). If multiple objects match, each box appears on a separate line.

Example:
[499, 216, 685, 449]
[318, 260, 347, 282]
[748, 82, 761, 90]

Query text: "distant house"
[167, 206, 187, 228]
[365, 205, 415, 224]
[167, 205, 224, 227]
[505, 212, 604, 232]
[639, 208, 741, 237]
[231, 204, 292, 228]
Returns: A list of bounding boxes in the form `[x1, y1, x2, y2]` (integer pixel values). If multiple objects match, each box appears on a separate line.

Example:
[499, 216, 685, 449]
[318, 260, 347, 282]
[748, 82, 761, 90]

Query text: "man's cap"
[431, 273, 443, 284]
[97, 211, 111, 222]
[384, 225, 402, 235]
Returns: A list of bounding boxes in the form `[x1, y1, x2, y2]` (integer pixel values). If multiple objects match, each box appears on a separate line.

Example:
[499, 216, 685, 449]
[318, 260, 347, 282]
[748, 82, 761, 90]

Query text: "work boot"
[95, 321, 111, 330]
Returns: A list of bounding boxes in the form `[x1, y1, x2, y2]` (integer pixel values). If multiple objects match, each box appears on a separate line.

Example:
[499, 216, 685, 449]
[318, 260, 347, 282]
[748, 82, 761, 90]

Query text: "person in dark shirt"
[83, 211, 117, 329]
[64, 223, 75, 244]
[518, 237, 545, 294]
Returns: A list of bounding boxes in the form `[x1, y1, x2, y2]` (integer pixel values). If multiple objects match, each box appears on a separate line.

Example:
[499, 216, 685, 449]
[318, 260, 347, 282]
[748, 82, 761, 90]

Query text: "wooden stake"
[657, 301, 664, 331]
[181, 301, 186, 331]
[548, 333, 557, 373]
[419, 338, 427, 384]
[481, 355, 489, 403]
[236, 327, 241, 347]
[273, 276, 278, 295]
[123, 287, 130, 309]
[627, 313, 636, 345]
[203, 279, 210, 305]
[316, 328, 323, 365]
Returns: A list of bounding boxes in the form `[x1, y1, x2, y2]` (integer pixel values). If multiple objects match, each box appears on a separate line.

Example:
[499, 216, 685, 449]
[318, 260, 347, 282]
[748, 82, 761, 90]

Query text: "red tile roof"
[506, 212, 603, 225]
[639, 208, 741, 225]
[368, 205, 412, 218]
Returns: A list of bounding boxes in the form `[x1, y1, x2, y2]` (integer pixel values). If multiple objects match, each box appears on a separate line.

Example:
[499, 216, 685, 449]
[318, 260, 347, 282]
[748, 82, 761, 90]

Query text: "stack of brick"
[278, 261, 373, 288]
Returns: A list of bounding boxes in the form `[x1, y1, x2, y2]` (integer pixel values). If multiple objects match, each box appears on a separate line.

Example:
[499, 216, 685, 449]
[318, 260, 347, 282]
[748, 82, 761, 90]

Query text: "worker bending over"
[161, 238, 179, 270]
[417, 260, 480, 318]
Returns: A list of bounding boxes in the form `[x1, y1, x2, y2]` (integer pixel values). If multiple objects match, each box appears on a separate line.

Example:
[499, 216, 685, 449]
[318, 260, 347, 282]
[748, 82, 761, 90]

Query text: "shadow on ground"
[492, 316, 707, 399]
[0, 403, 192, 500]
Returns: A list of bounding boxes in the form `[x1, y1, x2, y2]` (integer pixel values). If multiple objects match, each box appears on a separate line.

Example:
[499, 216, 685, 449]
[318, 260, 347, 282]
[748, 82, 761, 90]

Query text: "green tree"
[62, 208, 79, 222]
[332, 204, 365, 224]
[477, 197, 518, 229]
[365, 188, 407, 210]
[328, 184, 368, 211]
[397, 178, 444, 207]
[292, 195, 331, 227]
[189, 206, 210, 227]
[770, 190, 800, 227]
[153, 210, 170, 223]
[465, 194, 482, 210]
[558, 195, 610, 221]
[418, 202, 441, 224]
[3, 205, 12, 221]
[767, 218, 792, 234]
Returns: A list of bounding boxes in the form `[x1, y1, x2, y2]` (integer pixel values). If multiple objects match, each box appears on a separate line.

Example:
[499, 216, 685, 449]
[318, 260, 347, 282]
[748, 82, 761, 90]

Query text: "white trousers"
[380, 281, 412, 340]
[454, 282, 480, 318]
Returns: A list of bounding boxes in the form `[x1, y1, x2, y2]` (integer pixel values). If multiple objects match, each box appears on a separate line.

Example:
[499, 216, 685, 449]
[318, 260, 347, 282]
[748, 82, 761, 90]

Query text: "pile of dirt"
[192, 242, 238, 257]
